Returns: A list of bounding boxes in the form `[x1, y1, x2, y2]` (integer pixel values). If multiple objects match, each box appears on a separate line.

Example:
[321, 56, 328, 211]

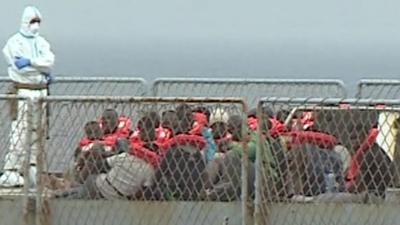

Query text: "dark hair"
[211, 121, 228, 139]
[176, 103, 192, 118]
[138, 113, 160, 153]
[101, 108, 119, 134]
[146, 111, 161, 128]
[247, 108, 257, 118]
[259, 116, 272, 135]
[192, 106, 211, 122]
[161, 110, 178, 129]
[102, 108, 118, 118]
[228, 115, 243, 141]
[276, 109, 290, 123]
[137, 115, 156, 142]
[248, 106, 274, 119]
[84, 121, 102, 140]
[176, 103, 194, 134]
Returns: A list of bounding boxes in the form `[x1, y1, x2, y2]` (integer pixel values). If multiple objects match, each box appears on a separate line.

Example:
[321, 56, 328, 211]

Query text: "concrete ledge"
[266, 203, 400, 225]
[48, 200, 242, 225]
[0, 198, 26, 225]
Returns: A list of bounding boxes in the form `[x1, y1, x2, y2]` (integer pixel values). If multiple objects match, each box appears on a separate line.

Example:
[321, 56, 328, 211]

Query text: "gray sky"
[1, 0, 399, 93]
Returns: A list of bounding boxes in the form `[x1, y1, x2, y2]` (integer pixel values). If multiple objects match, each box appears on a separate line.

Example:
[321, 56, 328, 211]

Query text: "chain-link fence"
[255, 97, 400, 225]
[0, 76, 147, 96]
[0, 96, 34, 188]
[152, 78, 347, 107]
[0, 77, 12, 94]
[357, 79, 400, 99]
[0, 95, 37, 225]
[0, 96, 17, 175]
[34, 96, 251, 225]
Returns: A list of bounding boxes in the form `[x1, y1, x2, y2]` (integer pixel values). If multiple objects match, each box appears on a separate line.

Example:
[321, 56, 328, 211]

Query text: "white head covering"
[19, 6, 42, 38]
[210, 108, 229, 125]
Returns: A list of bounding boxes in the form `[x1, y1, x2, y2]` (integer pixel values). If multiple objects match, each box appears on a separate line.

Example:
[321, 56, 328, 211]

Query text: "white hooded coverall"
[1, 6, 54, 187]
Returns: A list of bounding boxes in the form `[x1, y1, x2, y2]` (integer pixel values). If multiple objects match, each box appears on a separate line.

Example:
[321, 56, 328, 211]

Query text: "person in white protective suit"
[0, 6, 55, 187]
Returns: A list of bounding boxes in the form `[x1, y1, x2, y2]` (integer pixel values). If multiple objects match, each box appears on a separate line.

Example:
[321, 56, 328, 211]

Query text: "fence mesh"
[35, 97, 250, 225]
[0, 95, 37, 225]
[255, 98, 400, 225]
[152, 78, 347, 107]
[0, 77, 12, 95]
[0, 96, 33, 191]
[0, 76, 147, 96]
[357, 79, 400, 99]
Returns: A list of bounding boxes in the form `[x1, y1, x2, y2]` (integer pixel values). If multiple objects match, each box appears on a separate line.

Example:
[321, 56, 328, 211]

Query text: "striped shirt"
[96, 153, 154, 199]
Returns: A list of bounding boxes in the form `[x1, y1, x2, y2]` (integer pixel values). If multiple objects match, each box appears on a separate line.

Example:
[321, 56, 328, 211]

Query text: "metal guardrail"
[357, 79, 400, 99]
[1, 76, 400, 100]
[152, 78, 348, 106]
[0, 76, 148, 96]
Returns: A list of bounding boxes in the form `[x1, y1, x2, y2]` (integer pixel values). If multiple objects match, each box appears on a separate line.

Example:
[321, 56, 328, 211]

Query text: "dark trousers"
[57, 175, 103, 199]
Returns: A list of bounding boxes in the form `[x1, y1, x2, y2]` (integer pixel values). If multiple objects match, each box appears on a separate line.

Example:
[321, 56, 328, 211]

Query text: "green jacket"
[229, 131, 278, 178]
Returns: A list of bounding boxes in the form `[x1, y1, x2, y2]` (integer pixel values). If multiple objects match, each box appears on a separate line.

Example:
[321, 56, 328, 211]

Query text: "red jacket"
[300, 111, 315, 130]
[78, 137, 113, 152]
[247, 117, 258, 131]
[247, 117, 287, 137]
[129, 127, 172, 146]
[291, 111, 315, 131]
[101, 115, 131, 146]
[79, 137, 98, 147]
[128, 142, 161, 167]
[160, 134, 206, 153]
[346, 128, 379, 189]
[103, 133, 125, 147]
[155, 127, 173, 145]
[98, 115, 132, 138]
[285, 131, 338, 149]
[96, 115, 132, 147]
[79, 115, 132, 151]
[129, 128, 141, 144]
[215, 133, 232, 145]
[269, 118, 287, 137]
[189, 112, 208, 135]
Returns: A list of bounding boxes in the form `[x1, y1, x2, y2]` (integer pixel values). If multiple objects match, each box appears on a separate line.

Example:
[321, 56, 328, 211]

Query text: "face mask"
[29, 22, 40, 35]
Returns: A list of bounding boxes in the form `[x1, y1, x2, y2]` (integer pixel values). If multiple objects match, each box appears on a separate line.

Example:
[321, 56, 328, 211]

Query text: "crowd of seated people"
[56, 103, 399, 203]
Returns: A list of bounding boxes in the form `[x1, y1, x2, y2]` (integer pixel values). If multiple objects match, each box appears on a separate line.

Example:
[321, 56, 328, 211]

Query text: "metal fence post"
[254, 100, 264, 225]
[240, 100, 252, 225]
[36, 97, 50, 225]
[22, 98, 35, 225]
